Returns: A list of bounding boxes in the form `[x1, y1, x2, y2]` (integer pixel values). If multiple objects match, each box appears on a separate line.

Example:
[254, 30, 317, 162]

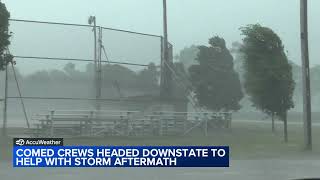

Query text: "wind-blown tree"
[63, 62, 88, 82]
[310, 65, 320, 97]
[176, 45, 199, 73]
[101, 64, 137, 89]
[25, 70, 51, 82]
[0, 2, 12, 70]
[49, 69, 69, 82]
[189, 36, 243, 111]
[136, 63, 159, 91]
[240, 24, 295, 142]
[172, 62, 190, 98]
[230, 41, 246, 84]
[63, 62, 76, 75]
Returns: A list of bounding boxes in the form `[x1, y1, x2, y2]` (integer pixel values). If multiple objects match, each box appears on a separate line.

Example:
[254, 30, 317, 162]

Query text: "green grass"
[1, 121, 319, 161]
[63, 122, 320, 159]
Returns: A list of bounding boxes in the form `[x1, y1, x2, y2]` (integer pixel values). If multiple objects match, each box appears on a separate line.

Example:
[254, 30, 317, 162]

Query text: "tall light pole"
[300, 0, 312, 150]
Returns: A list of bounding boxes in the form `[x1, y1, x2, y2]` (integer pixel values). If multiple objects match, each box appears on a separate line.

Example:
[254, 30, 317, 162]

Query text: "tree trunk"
[283, 111, 288, 143]
[271, 112, 275, 133]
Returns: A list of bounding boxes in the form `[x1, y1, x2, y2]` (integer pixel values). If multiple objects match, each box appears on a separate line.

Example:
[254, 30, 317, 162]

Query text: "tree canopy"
[240, 24, 295, 117]
[240, 24, 295, 141]
[171, 61, 190, 99]
[22, 62, 159, 91]
[189, 36, 243, 111]
[176, 45, 199, 72]
[0, 2, 11, 70]
[136, 63, 159, 90]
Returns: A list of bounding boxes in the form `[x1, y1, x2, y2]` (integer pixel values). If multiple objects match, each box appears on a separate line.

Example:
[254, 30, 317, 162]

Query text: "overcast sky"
[2, 0, 320, 70]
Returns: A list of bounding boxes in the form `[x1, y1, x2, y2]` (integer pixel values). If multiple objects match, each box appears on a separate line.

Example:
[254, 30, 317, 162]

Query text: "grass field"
[1, 120, 319, 161]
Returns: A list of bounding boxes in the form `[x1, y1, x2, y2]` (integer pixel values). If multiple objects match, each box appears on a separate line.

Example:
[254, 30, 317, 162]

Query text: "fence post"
[50, 110, 55, 137]
[204, 113, 208, 136]
[183, 112, 187, 133]
[126, 112, 131, 136]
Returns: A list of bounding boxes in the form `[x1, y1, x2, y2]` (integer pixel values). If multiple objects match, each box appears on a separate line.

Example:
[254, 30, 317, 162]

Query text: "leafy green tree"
[189, 36, 243, 111]
[176, 45, 199, 72]
[172, 62, 190, 98]
[0, 2, 12, 70]
[136, 63, 159, 90]
[63, 62, 76, 75]
[240, 24, 295, 142]
[25, 70, 51, 82]
[49, 69, 69, 82]
[311, 65, 320, 96]
[63, 62, 88, 82]
[101, 64, 137, 89]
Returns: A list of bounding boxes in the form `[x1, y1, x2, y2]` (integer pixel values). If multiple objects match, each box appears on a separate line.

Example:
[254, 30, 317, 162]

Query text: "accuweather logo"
[13, 138, 63, 146]
[15, 139, 25, 146]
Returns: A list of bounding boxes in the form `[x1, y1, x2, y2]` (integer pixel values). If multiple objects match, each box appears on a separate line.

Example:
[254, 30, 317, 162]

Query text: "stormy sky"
[2, 0, 320, 74]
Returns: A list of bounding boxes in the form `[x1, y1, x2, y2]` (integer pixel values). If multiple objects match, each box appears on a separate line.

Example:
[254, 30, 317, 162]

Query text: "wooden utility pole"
[160, 0, 172, 99]
[97, 26, 102, 111]
[2, 64, 8, 136]
[88, 16, 101, 110]
[300, 0, 312, 150]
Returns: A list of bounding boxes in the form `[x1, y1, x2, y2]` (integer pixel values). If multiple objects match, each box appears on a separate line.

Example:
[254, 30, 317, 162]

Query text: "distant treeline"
[2, 61, 190, 99]
[9, 62, 159, 91]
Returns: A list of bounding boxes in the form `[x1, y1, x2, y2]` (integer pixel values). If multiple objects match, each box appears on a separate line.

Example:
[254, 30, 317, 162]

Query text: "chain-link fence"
[1, 19, 164, 127]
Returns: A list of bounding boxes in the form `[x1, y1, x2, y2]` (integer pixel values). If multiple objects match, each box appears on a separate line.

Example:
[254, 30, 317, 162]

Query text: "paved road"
[1, 159, 320, 180]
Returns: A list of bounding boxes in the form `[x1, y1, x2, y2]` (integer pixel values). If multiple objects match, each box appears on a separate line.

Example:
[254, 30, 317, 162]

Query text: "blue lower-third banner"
[13, 146, 229, 167]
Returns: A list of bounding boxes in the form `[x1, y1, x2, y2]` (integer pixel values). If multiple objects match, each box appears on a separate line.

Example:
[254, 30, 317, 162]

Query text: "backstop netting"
[1, 19, 163, 127]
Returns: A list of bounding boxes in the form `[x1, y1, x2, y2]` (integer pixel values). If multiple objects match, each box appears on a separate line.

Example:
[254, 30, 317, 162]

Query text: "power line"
[9, 18, 162, 38]
[101, 27, 162, 38]
[13, 55, 151, 67]
[9, 18, 94, 28]
[6, 96, 185, 102]
[11, 63, 30, 129]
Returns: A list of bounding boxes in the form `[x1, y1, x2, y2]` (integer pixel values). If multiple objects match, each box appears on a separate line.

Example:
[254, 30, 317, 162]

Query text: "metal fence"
[2, 19, 164, 128]
[1, 18, 231, 137]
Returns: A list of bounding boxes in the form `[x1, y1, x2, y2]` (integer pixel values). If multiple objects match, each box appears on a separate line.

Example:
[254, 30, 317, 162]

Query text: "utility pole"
[160, 0, 172, 99]
[88, 16, 101, 111]
[2, 63, 8, 136]
[300, 0, 312, 150]
[97, 27, 102, 111]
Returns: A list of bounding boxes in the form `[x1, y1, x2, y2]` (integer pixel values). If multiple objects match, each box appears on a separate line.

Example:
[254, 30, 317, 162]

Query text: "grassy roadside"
[1, 121, 319, 161]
